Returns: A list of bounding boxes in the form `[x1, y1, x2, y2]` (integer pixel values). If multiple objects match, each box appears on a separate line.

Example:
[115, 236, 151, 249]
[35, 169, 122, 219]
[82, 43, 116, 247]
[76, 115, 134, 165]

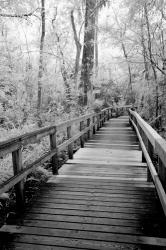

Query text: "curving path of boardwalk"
[1, 116, 166, 249]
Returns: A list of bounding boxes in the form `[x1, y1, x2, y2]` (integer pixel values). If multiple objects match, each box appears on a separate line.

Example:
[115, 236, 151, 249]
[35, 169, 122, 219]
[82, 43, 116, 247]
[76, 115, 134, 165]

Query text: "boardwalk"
[1, 116, 166, 249]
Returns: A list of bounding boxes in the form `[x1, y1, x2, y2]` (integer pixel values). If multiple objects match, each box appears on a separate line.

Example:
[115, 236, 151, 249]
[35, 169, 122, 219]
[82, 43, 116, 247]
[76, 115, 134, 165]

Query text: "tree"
[70, 9, 82, 88]
[80, 0, 96, 106]
[37, 0, 45, 127]
[80, 0, 109, 106]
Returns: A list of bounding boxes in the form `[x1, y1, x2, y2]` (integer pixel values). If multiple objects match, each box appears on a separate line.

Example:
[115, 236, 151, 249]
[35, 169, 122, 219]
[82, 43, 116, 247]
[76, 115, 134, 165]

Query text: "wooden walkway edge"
[1, 116, 166, 250]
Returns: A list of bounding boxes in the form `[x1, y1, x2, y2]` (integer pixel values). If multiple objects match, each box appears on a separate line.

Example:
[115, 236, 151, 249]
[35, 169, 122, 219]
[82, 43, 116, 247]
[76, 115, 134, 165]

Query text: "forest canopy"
[0, 0, 166, 137]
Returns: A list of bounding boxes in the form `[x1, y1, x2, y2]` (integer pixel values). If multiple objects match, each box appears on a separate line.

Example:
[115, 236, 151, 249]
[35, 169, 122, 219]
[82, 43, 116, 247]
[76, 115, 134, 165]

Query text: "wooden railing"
[129, 109, 166, 216]
[0, 107, 119, 213]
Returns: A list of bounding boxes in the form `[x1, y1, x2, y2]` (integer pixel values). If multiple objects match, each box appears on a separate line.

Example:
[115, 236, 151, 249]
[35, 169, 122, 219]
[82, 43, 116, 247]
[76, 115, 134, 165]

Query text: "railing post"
[158, 158, 166, 190]
[107, 109, 110, 120]
[67, 126, 73, 159]
[104, 111, 106, 122]
[102, 113, 104, 126]
[50, 132, 59, 175]
[147, 140, 153, 182]
[93, 116, 96, 134]
[80, 121, 84, 148]
[97, 114, 100, 131]
[87, 118, 91, 139]
[100, 114, 102, 128]
[12, 148, 24, 213]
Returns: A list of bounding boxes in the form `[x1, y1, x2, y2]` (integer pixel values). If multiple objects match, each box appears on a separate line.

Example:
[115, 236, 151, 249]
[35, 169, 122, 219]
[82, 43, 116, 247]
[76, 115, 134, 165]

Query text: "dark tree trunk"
[80, 0, 96, 106]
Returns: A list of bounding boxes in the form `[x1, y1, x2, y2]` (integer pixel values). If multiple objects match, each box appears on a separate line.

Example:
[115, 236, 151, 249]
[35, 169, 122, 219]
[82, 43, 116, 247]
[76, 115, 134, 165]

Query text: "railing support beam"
[50, 132, 59, 175]
[12, 148, 24, 213]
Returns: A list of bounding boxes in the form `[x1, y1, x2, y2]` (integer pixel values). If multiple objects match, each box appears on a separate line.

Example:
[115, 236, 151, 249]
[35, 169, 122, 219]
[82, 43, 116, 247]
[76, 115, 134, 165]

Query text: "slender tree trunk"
[80, 0, 96, 106]
[160, 30, 166, 128]
[37, 0, 45, 127]
[140, 19, 149, 82]
[71, 10, 82, 89]
[94, 1, 99, 77]
[144, 3, 159, 117]
[55, 33, 71, 105]
[121, 42, 132, 92]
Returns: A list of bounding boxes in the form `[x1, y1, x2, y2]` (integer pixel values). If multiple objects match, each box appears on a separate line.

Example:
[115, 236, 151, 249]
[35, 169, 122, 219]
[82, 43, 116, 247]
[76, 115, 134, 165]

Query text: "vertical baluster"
[158, 158, 166, 189]
[50, 131, 59, 175]
[12, 148, 24, 213]
[104, 111, 106, 122]
[107, 109, 109, 120]
[87, 118, 91, 139]
[67, 126, 73, 159]
[141, 131, 146, 163]
[97, 114, 100, 131]
[100, 114, 102, 128]
[80, 121, 84, 148]
[102, 113, 104, 126]
[147, 140, 153, 182]
[93, 116, 96, 134]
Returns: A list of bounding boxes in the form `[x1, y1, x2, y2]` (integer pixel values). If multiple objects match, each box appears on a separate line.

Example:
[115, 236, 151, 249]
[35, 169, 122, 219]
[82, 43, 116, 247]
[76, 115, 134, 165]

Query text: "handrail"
[2, 106, 131, 212]
[129, 109, 166, 216]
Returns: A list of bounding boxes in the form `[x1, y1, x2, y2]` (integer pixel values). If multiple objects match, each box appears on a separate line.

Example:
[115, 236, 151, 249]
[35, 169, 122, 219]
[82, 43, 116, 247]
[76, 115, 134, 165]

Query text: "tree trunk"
[144, 3, 159, 117]
[71, 10, 82, 89]
[94, 1, 99, 78]
[55, 33, 71, 106]
[140, 18, 149, 82]
[37, 0, 45, 127]
[80, 0, 96, 106]
[121, 42, 132, 93]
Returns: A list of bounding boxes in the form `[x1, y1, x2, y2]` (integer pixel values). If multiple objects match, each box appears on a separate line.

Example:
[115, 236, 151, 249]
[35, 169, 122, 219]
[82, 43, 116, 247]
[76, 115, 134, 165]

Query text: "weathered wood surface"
[1, 116, 166, 250]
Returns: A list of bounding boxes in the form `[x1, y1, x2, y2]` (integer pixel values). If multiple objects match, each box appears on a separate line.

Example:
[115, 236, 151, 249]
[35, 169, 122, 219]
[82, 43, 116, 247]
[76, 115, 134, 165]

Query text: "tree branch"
[0, 8, 39, 18]
[71, 10, 81, 50]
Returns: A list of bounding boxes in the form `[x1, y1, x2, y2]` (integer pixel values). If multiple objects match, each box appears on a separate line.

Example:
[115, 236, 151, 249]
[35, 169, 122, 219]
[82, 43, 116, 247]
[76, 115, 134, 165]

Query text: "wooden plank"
[7, 243, 78, 250]
[34, 189, 155, 200]
[35, 198, 159, 210]
[3, 228, 166, 248]
[24, 213, 142, 227]
[48, 176, 153, 187]
[34, 194, 156, 205]
[66, 159, 147, 167]
[53, 174, 147, 182]
[40, 186, 155, 196]
[21, 220, 144, 235]
[26, 205, 157, 221]
[32, 201, 158, 215]
[45, 182, 155, 191]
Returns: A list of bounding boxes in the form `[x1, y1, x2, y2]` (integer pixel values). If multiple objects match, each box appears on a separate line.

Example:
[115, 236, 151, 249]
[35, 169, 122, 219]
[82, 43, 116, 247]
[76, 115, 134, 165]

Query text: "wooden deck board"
[1, 116, 166, 249]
